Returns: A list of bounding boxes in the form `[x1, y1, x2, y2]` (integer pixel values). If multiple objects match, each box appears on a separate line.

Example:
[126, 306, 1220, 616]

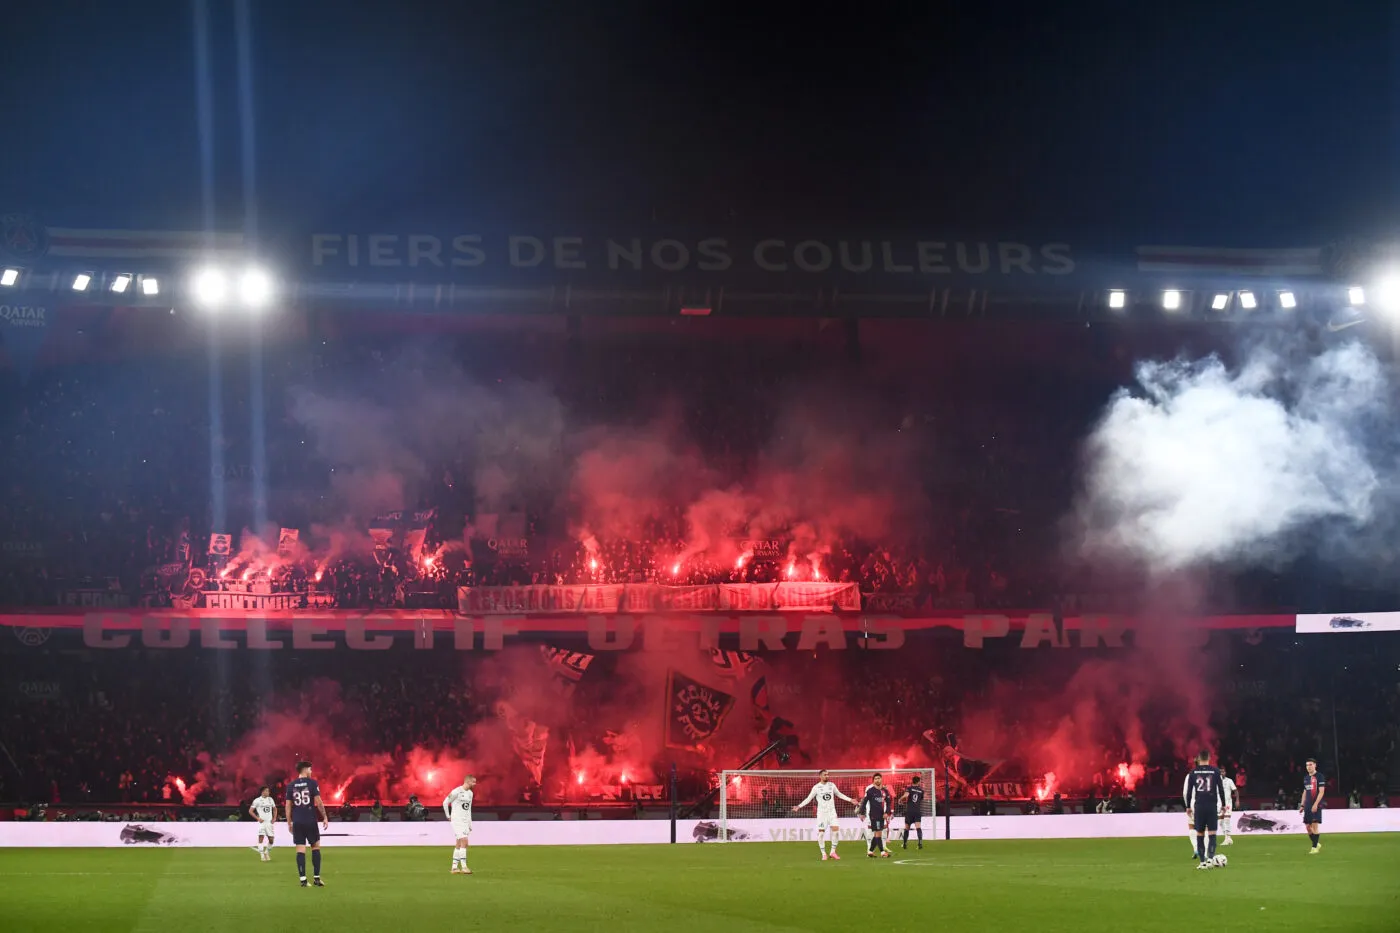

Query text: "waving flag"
[665, 671, 736, 750]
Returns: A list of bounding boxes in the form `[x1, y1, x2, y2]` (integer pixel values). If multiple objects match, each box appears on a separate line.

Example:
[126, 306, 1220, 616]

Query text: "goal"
[717, 768, 937, 842]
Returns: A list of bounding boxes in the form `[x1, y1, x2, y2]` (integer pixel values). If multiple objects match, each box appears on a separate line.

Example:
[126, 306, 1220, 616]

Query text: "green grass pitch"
[2, 835, 1398, 932]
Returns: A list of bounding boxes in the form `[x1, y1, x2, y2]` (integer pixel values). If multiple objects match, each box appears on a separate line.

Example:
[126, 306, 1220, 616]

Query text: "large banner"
[457, 583, 861, 614]
[665, 670, 736, 750]
[307, 233, 1078, 284]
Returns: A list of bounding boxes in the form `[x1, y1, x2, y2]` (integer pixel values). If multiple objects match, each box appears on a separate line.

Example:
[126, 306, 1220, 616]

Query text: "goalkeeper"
[790, 769, 857, 861]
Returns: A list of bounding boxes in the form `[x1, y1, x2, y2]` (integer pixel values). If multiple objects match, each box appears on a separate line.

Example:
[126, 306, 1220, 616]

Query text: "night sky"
[1, 1, 1394, 243]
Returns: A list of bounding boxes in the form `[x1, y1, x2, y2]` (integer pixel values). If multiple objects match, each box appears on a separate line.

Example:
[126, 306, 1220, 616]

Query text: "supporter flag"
[277, 527, 299, 557]
[539, 646, 594, 695]
[207, 534, 231, 557]
[665, 671, 736, 750]
[708, 648, 757, 679]
[369, 512, 401, 551]
[751, 676, 770, 714]
[495, 701, 549, 787]
[927, 730, 1002, 788]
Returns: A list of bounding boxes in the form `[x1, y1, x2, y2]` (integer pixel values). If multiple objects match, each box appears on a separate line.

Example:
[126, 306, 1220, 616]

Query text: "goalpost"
[717, 768, 937, 843]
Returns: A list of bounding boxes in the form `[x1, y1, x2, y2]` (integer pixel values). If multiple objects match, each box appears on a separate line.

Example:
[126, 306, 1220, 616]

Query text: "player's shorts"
[903, 812, 922, 829]
[451, 820, 473, 838]
[1303, 806, 1323, 825]
[866, 811, 886, 833]
[257, 821, 275, 838]
[1192, 809, 1219, 833]
[291, 822, 321, 846]
[814, 816, 839, 833]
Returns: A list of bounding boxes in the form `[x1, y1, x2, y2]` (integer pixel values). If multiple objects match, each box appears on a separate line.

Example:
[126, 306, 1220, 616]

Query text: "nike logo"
[1325, 318, 1366, 332]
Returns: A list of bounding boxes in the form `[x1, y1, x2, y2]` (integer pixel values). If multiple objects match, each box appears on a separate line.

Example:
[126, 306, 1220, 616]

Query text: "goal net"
[717, 768, 937, 843]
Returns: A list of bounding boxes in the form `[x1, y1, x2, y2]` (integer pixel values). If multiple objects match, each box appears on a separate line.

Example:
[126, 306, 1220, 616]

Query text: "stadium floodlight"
[72, 273, 92, 292]
[141, 276, 159, 296]
[1348, 286, 1365, 306]
[1108, 289, 1127, 309]
[111, 274, 132, 294]
[239, 266, 274, 309]
[1238, 290, 1257, 310]
[1278, 290, 1297, 309]
[1211, 293, 1230, 311]
[191, 266, 229, 309]
[1375, 276, 1400, 311]
[1, 268, 18, 287]
[1162, 289, 1182, 311]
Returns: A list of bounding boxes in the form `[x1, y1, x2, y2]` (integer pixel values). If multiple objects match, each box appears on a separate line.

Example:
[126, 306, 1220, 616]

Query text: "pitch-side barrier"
[2, 809, 1397, 847]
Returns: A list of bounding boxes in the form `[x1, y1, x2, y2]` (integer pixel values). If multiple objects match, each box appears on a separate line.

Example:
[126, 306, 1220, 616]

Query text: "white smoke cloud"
[1076, 340, 1393, 571]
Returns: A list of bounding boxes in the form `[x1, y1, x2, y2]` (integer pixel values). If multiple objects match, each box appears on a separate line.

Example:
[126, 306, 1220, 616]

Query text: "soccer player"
[791, 769, 857, 861]
[1220, 770, 1238, 846]
[444, 774, 477, 874]
[1183, 750, 1227, 869]
[859, 773, 894, 858]
[285, 760, 329, 887]
[249, 785, 278, 862]
[897, 775, 926, 849]
[1299, 758, 1326, 854]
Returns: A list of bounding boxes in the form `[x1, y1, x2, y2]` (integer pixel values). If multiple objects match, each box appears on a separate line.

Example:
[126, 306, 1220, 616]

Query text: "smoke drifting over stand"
[1074, 340, 1394, 573]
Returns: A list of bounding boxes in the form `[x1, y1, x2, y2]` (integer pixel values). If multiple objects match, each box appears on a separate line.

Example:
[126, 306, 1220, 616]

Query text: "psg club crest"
[13, 627, 53, 647]
[0, 213, 49, 263]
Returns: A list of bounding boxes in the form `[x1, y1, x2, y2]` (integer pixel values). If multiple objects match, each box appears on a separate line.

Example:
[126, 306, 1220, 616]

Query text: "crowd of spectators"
[0, 322, 1166, 613]
[1, 629, 1393, 810]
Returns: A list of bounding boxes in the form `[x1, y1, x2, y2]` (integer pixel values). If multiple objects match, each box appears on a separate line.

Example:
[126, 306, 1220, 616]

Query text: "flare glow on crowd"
[1, 304, 1398, 815]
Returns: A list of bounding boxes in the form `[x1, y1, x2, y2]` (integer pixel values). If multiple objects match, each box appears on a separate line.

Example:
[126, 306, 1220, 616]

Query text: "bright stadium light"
[1238, 290, 1257, 310]
[239, 266, 274, 309]
[141, 276, 159, 296]
[1211, 293, 1230, 311]
[1108, 289, 1127, 310]
[111, 274, 132, 294]
[1348, 286, 1366, 306]
[1375, 276, 1400, 312]
[191, 266, 229, 308]
[1162, 289, 1182, 311]
[1278, 290, 1297, 309]
[72, 273, 92, 292]
[1, 268, 18, 287]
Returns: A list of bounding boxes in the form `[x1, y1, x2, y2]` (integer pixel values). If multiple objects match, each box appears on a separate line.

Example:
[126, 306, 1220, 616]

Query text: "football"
[1213, 854, 1228, 868]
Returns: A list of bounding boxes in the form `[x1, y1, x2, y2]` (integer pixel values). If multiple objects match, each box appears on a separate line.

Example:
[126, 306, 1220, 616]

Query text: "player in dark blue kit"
[1182, 750, 1227, 870]
[1299, 758, 1326, 854]
[897, 775, 926, 849]
[285, 760, 329, 887]
[859, 773, 894, 858]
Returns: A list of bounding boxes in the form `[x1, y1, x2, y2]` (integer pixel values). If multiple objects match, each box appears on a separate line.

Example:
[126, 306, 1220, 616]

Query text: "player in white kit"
[248, 786, 277, 861]
[790, 769, 857, 861]
[1220, 772, 1238, 845]
[444, 774, 477, 874]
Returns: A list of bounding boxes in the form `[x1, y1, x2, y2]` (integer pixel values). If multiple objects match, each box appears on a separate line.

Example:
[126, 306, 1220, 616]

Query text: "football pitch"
[2, 836, 1398, 932]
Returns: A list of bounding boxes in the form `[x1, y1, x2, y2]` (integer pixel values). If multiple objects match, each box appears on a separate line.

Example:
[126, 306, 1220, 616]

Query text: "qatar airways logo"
[310, 234, 1075, 277]
[0, 305, 46, 327]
